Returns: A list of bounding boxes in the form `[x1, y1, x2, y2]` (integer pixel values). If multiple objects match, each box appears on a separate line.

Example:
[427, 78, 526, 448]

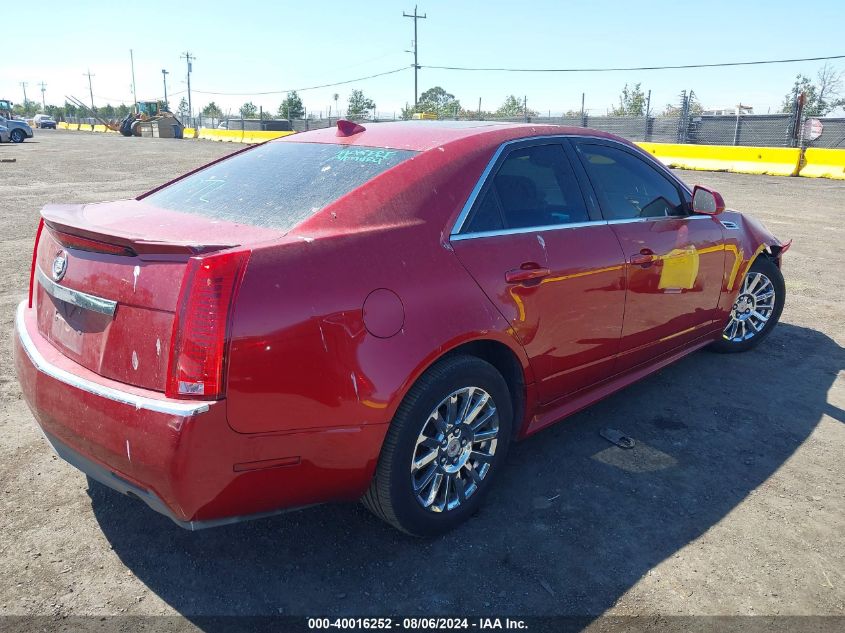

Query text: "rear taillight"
[28, 218, 45, 308]
[166, 250, 250, 400]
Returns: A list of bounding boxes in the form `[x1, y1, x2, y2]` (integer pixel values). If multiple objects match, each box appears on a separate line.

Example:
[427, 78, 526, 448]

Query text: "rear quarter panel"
[225, 136, 533, 436]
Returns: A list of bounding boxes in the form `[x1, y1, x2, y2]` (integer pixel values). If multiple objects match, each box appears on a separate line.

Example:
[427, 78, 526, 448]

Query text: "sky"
[2, 0, 844, 118]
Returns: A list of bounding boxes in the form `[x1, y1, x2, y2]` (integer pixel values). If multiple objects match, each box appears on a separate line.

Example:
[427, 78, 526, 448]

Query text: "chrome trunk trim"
[36, 267, 117, 316]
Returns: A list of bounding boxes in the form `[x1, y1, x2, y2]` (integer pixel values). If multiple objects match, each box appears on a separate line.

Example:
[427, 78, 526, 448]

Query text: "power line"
[421, 54, 845, 73]
[188, 66, 409, 97]
[403, 5, 427, 106]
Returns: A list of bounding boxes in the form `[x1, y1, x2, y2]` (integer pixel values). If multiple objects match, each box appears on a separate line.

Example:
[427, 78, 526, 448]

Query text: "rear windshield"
[143, 142, 417, 231]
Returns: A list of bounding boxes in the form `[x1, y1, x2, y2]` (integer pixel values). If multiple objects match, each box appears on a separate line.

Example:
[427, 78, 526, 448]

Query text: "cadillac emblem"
[52, 251, 68, 282]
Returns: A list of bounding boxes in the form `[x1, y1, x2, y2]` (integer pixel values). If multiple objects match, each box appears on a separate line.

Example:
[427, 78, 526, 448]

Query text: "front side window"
[463, 143, 589, 234]
[577, 144, 686, 220]
[143, 142, 417, 231]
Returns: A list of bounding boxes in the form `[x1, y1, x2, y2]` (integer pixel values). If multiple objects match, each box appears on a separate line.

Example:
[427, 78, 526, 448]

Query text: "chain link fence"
[61, 108, 845, 149]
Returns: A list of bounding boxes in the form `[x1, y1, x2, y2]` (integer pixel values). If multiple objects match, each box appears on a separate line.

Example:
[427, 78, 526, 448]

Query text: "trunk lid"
[34, 200, 281, 392]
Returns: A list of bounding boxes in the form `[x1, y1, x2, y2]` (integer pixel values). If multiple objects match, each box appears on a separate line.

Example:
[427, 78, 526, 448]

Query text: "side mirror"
[692, 185, 725, 215]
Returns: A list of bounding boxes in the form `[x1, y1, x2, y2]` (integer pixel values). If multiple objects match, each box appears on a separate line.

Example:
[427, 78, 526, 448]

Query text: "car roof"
[281, 120, 626, 152]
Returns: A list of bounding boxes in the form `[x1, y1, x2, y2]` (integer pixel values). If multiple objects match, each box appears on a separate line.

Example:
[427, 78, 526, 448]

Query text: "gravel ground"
[0, 131, 843, 626]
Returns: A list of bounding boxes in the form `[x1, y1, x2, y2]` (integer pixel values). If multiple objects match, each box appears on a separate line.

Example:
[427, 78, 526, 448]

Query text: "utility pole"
[161, 69, 169, 110]
[39, 82, 47, 111]
[20, 82, 28, 110]
[181, 51, 195, 121]
[581, 92, 586, 126]
[83, 69, 95, 112]
[129, 49, 138, 112]
[403, 5, 427, 106]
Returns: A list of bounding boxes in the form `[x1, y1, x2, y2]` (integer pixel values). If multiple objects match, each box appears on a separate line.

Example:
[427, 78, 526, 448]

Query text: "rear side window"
[143, 142, 417, 231]
[463, 143, 588, 234]
[577, 144, 686, 220]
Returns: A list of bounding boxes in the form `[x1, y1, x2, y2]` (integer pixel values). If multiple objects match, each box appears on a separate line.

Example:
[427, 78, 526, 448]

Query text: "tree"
[116, 104, 131, 119]
[332, 93, 340, 117]
[239, 101, 258, 118]
[12, 100, 37, 117]
[202, 102, 223, 122]
[408, 86, 461, 118]
[278, 91, 305, 119]
[347, 89, 375, 117]
[781, 64, 844, 116]
[663, 92, 702, 116]
[494, 95, 538, 119]
[458, 106, 494, 120]
[612, 83, 646, 116]
[177, 97, 190, 118]
[400, 103, 416, 120]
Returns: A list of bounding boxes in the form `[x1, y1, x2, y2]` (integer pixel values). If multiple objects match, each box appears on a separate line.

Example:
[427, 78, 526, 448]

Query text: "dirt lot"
[0, 131, 843, 625]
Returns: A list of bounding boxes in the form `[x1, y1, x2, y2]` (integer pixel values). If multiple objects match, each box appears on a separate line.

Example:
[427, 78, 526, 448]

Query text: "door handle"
[630, 248, 655, 266]
[505, 265, 551, 284]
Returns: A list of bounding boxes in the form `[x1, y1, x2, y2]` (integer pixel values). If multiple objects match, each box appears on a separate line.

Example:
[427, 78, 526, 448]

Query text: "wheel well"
[763, 244, 783, 268]
[443, 340, 526, 440]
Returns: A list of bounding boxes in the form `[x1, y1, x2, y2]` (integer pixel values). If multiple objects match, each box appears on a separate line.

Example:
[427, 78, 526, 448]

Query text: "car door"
[571, 139, 726, 373]
[450, 139, 627, 403]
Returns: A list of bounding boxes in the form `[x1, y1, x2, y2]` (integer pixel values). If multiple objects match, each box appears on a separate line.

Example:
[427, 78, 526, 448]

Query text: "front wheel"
[9, 129, 25, 143]
[362, 355, 513, 537]
[710, 255, 785, 353]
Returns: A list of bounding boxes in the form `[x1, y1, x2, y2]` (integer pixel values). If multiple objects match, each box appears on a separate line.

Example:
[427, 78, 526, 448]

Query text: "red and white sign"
[803, 118, 824, 141]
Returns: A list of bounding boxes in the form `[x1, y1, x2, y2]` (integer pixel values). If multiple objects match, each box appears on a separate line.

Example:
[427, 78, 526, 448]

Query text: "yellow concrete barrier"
[67, 123, 79, 131]
[92, 124, 107, 133]
[182, 127, 197, 139]
[58, 122, 68, 129]
[636, 142, 801, 177]
[241, 130, 295, 144]
[799, 148, 845, 180]
[79, 124, 93, 132]
[198, 128, 244, 142]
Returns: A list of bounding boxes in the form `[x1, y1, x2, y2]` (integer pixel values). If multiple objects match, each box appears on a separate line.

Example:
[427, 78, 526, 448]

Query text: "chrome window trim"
[448, 134, 694, 240]
[451, 219, 608, 241]
[450, 140, 511, 236]
[606, 214, 713, 225]
[37, 267, 117, 317]
[15, 301, 209, 416]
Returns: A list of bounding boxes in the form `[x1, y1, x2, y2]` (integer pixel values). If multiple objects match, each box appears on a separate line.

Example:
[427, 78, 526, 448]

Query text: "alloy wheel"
[410, 386, 499, 513]
[723, 271, 776, 342]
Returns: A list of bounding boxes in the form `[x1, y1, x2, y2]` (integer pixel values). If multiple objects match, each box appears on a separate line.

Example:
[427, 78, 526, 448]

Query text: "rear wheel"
[710, 255, 784, 353]
[363, 355, 512, 537]
[10, 129, 25, 143]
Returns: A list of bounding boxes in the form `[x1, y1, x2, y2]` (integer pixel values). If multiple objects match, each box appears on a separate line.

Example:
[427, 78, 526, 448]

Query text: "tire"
[363, 355, 513, 537]
[710, 255, 785, 353]
[10, 129, 25, 143]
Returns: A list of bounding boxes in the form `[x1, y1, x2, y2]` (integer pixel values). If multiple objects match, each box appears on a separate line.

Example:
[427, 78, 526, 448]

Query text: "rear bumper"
[14, 301, 385, 529]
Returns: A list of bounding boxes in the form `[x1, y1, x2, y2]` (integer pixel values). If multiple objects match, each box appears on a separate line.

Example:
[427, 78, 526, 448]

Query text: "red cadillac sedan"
[14, 120, 788, 536]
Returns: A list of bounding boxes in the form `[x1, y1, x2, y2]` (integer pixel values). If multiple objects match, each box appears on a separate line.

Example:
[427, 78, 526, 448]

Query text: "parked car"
[14, 121, 789, 536]
[0, 116, 33, 142]
[33, 114, 57, 129]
